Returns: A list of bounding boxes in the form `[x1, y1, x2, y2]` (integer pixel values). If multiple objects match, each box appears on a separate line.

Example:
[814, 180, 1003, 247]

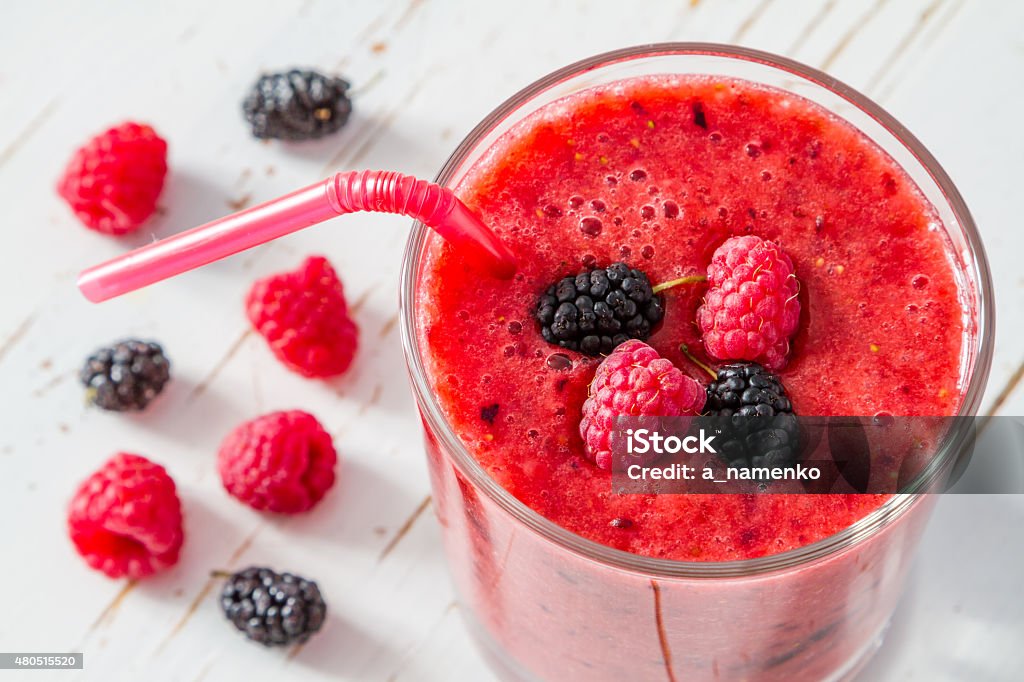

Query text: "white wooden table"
[2, 1, 1022, 679]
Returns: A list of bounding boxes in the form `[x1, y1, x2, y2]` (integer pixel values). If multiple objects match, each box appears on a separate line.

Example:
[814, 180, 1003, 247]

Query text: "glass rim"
[399, 42, 995, 578]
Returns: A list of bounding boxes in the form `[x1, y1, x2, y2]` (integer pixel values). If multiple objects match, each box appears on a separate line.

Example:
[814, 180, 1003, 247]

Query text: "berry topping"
[703, 362, 799, 469]
[80, 339, 171, 412]
[696, 236, 800, 370]
[580, 340, 706, 470]
[67, 453, 183, 579]
[480, 403, 500, 424]
[57, 122, 168, 235]
[218, 410, 337, 514]
[242, 69, 353, 141]
[536, 262, 664, 356]
[219, 566, 326, 646]
[246, 255, 359, 379]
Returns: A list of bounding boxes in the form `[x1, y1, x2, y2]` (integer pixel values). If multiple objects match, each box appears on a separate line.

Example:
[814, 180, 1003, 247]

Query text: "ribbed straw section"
[327, 170, 457, 225]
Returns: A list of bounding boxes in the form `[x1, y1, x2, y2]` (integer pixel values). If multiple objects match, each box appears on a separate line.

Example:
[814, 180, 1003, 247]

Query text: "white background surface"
[2, 1, 1023, 680]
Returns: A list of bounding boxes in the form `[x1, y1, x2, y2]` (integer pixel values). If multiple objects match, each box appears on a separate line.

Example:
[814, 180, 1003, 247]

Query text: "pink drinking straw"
[77, 170, 517, 303]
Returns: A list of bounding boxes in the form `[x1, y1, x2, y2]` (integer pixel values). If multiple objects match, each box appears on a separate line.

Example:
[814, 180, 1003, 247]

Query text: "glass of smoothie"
[400, 44, 993, 681]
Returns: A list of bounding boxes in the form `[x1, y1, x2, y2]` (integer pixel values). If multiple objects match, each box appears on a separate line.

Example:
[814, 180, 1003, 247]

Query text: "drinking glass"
[399, 44, 993, 681]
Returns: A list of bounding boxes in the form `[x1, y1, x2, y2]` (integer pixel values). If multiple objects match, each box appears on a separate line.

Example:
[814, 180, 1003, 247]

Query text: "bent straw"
[77, 170, 517, 303]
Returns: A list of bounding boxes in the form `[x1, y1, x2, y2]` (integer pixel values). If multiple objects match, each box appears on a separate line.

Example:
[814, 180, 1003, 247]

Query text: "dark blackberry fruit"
[243, 69, 353, 141]
[219, 566, 327, 647]
[536, 262, 664, 356]
[80, 339, 170, 412]
[703, 362, 799, 469]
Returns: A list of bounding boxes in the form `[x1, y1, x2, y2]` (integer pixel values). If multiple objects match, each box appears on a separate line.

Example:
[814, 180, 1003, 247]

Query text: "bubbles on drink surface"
[580, 217, 603, 237]
[546, 353, 572, 371]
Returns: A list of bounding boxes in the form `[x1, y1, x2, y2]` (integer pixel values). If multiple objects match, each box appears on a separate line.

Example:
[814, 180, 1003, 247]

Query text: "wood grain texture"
[1, 1, 1022, 680]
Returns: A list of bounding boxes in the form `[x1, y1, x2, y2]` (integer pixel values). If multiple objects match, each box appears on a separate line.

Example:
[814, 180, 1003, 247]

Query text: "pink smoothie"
[417, 75, 963, 562]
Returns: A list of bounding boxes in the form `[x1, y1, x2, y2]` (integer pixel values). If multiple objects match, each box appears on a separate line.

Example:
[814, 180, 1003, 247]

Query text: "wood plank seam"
[378, 495, 433, 562]
[320, 77, 429, 174]
[875, 0, 967, 102]
[333, 9, 391, 71]
[385, 600, 458, 682]
[393, 0, 427, 32]
[0, 313, 36, 369]
[32, 370, 73, 398]
[186, 328, 253, 403]
[152, 524, 264, 656]
[0, 99, 60, 171]
[819, 0, 890, 72]
[865, 0, 947, 96]
[977, 357, 1024, 437]
[786, 0, 838, 55]
[731, 0, 776, 44]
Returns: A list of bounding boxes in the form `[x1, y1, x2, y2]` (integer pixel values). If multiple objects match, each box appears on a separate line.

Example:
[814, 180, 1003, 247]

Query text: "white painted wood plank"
[0, 2, 1020, 681]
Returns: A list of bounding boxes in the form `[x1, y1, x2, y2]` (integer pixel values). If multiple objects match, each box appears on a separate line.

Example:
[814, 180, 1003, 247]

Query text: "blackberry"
[80, 339, 170, 411]
[703, 362, 799, 469]
[243, 69, 353, 141]
[219, 566, 326, 647]
[536, 262, 664, 356]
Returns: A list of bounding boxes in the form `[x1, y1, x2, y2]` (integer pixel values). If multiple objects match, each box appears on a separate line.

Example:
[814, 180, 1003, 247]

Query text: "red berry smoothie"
[414, 74, 967, 680]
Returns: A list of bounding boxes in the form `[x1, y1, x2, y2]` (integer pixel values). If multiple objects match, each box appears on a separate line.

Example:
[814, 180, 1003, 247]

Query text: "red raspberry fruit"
[57, 122, 168, 236]
[580, 340, 706, 471]
[246, 256, 359, 378]
[696, 236, 800, 371]
[67, 453, 183, 579]
[218, 410, 337, 513]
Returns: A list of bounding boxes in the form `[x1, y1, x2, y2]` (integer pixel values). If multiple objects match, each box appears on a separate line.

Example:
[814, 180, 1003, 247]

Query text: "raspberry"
[246, 256, 358, 378]
[57, 122, 168, 236]
[80, 339, 171, 412]
[580, 340, 706, 471]
[696, 236, 800, 370]
[220, 566, 327, 646]
[243, 69, 353, 141]
[218, 410, 337, 513]
[536, 262, 664, 356]
[67, 453, 183, 579]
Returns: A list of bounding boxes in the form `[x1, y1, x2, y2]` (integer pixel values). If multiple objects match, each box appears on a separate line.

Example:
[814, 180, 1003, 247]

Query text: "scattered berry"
[537, 262, 664, 356]
[243, 69, 353, 141]
[67, 453, 183, 579]
[703, 362, 799, 469]
[696, 236, 800, 370]
[246, 255, 358, 378]
[220, 566, 326, 646]
[80, 339, 171, 412]
[57, 122, 167, 235]
[580, 340, 706, 470]
[218, 410, 337, 514]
